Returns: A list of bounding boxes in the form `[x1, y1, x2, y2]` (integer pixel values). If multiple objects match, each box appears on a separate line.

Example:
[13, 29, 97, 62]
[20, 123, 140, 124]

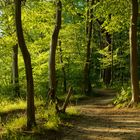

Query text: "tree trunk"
[130, 0, 139, 103]
[15, 0, 36, 129]
[58, 40, 67, 93]
[12, 44, 20, 97]
[48, 0, 62, 100]
[84, 0, 94, 95]
[103, 31, 112, 86]
[96, 15, 112, 87]
[61, 87, 72, 113]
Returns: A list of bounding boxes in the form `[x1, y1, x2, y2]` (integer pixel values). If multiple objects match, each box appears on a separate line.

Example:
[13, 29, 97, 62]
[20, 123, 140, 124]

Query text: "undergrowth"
[0, 98, 44, 114]
[113, 86, 131, 108]
[0, 96, 79, 140]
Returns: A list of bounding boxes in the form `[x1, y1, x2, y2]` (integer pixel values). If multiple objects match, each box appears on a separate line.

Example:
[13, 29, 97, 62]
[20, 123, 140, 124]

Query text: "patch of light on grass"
[6, 116, 26, 131]
[35, 97, 45, 106]
[66, 106, 78, 115]
[0, 99, 26, 114]
[0, 97, 45, 114]
[44, 120, 60, 131]
[44, 103, 61, 130]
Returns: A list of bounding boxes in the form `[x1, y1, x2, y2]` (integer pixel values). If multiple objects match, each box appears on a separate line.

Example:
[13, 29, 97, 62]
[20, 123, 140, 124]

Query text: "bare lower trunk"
[15, 0, 35, 129]
[130, 0, 139, 103]
[49, 0, 62, 99]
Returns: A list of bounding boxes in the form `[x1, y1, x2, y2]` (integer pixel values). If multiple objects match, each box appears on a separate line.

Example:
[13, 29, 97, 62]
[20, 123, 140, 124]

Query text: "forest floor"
[61, 89, 140, 140]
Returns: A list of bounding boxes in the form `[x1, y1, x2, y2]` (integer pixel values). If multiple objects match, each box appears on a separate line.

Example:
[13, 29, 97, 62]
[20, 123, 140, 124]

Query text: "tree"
[48, 0, 62, 100]
[58, 39, 67, 93]
[84, 0, 94, 95]
[129, 0, 140, 104]
[15, 0, 36, 129]
[12, 44, 20, 97]
[103, 20, 112, 86]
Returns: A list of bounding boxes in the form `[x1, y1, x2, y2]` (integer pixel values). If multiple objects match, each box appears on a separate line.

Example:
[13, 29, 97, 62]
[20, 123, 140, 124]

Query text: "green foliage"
[44, 103, 60, 130]
[58, 106, 79, 130]
[6, 117, 26, 131]
[0, 99, 26, 114]
[113, 87, 131, 108]
[0, 0, 133, 97]
[94, 0, 130, 33]
[0, 0, 138, 138]
[0, 104, 78, 140]
[1, 132, 35, 140]
[66, 106, 78, 116]
[0, 97, 44, 115]
[0, 99, 63, 139]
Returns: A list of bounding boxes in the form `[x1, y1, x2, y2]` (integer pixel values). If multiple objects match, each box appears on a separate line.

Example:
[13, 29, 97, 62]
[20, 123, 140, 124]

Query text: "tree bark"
[49, 0, 62, 99]
[97, 16, 112, 87]
[61, 87, 72, 113]
[103, 31, 112, 86]
[130, 0, 140, 103]
[58, 40, 67, 93]
[15, 0, 36, 129]
[12, 44, 20, 97]
[84, 0, 94, 95]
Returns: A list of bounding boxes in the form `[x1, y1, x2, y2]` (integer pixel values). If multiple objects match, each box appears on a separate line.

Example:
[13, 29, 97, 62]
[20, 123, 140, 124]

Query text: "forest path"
[62, 89, 140, 140]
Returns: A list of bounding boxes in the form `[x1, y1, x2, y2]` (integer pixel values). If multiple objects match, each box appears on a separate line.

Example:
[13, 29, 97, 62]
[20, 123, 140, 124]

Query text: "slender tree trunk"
[111, 35, 113, 85]
[15, 0, 36, 129]
[86, 0, 90, 36]
[58, 40, 67, 93]
[84, 0, 94, 95]
[49, 0, 62, 99]
[103, 31, 112, 86]
[96, 15, 112, 87]
[12, 44, 20, 97]
[120, 41, 124, 86]
[130, 0, 139, 103]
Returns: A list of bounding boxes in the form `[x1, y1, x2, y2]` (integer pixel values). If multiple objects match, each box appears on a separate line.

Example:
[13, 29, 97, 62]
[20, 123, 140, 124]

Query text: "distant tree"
[12, 44, 20, 97]
[103, 16, 112, 86]
[58, 40, 67, 93]
[15, 0, 36, 129]
[96, 15, 112, 87]
[129, 0, 140, 104]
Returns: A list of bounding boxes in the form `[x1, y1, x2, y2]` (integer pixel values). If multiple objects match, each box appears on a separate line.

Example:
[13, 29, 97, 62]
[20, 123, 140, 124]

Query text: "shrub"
[113, 86, 131, 107]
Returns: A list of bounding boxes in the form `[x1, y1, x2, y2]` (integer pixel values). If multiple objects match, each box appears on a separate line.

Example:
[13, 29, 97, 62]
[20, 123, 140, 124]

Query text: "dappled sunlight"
[66, 106, 79, 115]
[0, 100, 26, 114]
[62, 89, 140, 140]
[0, 0, 139, 139]
[0, 98, 44, 115]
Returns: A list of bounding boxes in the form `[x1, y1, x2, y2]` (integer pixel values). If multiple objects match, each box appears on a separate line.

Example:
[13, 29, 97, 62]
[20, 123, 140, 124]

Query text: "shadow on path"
[62, 89, 140, 140]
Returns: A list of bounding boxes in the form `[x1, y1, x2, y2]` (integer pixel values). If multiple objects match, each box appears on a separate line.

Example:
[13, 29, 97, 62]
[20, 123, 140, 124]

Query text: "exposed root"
[127, 99, 139, 108]
[57, 87, 73, 113]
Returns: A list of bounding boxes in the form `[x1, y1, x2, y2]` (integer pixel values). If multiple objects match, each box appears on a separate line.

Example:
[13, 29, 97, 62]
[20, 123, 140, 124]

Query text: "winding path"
[62, 89, 140, 140]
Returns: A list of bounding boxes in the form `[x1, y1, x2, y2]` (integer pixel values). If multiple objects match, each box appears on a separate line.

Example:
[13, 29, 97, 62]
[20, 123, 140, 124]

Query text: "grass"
[0, 95, 79, 140]
[0, 97, 45, 139]
[66, 106, 79, 115]
[0, 105, 77, 139]
[0, 92, 84, 115]
[0, 98, 44, 115]
[36, 103, 61, 131]
[59, 105, 79, 125]
[6, 116, 27, 131]
[0, 116, 27, 139]
[0, 99, 26, 114]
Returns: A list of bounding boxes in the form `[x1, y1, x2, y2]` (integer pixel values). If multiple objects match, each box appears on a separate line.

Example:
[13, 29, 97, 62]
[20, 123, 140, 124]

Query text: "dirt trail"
[62, 89, 140, 140]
